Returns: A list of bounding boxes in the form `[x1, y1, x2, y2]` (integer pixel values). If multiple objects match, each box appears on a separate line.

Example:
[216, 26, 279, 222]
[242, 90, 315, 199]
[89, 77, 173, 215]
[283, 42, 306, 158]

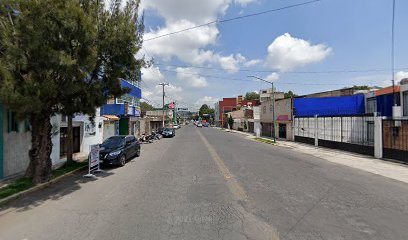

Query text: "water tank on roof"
[400, 78, 408, 85]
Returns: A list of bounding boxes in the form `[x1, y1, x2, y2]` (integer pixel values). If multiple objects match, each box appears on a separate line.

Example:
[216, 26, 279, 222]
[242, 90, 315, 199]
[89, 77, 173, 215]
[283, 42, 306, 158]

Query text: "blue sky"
[139, 0, 408, 110]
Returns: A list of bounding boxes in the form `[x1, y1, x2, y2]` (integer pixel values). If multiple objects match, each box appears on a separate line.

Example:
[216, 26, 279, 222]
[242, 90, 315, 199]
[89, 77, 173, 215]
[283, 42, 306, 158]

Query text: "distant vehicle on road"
[99, 135, 140, 166]
[174, 124, 181, 129]
[203, 122, 209, 127]
[161, 128, 176, 138]
[197, 123, 203, 127]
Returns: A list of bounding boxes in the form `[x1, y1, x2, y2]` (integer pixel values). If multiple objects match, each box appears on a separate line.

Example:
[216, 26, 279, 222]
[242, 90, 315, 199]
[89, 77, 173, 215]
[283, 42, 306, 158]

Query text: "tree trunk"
[25, 113, 53, 184]
[66, 115, 73, 165]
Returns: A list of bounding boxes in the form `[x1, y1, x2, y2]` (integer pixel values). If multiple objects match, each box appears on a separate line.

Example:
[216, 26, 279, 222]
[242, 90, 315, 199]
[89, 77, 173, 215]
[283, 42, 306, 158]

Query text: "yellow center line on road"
[196, 129, 248, 201]
[197, 129, 281, 240]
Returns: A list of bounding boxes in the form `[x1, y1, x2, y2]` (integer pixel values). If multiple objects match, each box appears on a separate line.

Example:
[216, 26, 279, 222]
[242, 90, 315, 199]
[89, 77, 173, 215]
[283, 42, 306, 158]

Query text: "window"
[269, 104, 273, 113]
[262, 106, 266, 114]
[7, 110, 30, 133]
[403, 91, 408, 116]
[366, 97, 376, 114]
[116, 94, 135, 106]
[7, 111, 18, 132]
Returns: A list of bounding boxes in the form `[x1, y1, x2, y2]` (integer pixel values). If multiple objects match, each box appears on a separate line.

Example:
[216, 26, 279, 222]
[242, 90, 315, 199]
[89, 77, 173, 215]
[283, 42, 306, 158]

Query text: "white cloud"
[217, 54, 246, 73]
[142, 0, 231, 24]
[195, 96, 219, 106]
[142, 83, 183, 107]
[141, 66, 164, 83]
[234, 0, 256, 7]
[244, 59, 262, 67]
[396, 71, 408, 83]
[142, 0, 255, 72]
[265, 72, 279, 82]
[144, 20, 219, 65]
[265, 33, 332, 71]
[176, 67, 208, 88]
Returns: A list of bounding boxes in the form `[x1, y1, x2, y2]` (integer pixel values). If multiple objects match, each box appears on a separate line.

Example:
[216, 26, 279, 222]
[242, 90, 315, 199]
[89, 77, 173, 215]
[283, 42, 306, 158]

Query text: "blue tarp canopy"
[294, 94, 365, 117]
[121, 80, 141, 99]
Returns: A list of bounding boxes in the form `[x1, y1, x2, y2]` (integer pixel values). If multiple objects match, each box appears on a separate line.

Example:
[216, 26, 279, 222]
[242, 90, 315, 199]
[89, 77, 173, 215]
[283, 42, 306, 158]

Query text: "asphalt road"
[1, 126, 408, 240]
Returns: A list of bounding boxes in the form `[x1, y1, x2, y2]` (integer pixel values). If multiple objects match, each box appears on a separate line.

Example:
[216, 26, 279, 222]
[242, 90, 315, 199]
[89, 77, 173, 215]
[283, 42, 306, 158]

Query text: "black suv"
[99, 135, 140, 166]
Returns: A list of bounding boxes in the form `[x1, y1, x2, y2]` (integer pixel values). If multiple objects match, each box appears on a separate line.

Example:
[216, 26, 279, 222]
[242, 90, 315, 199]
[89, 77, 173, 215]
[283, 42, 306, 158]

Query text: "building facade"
[216, 96, 259, 128]
[100, 79, 142, 136]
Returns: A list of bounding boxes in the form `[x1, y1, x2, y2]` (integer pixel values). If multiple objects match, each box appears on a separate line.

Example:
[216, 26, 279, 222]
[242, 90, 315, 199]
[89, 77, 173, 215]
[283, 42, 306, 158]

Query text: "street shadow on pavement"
[0, 169, 115, 214]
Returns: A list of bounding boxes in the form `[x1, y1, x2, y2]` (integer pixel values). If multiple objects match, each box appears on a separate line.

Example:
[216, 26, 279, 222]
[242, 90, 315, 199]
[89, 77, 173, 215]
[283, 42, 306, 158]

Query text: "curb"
[0, 165, 87, 208]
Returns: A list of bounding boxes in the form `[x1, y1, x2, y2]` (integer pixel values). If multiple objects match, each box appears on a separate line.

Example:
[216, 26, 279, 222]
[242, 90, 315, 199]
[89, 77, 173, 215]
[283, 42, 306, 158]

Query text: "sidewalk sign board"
[83, 144, 103, 178]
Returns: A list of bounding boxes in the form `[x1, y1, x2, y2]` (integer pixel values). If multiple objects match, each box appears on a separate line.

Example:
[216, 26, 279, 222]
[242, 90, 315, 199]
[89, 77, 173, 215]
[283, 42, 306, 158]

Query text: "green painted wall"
[119, 118, 129, 135]
[0, 105, 3, 179]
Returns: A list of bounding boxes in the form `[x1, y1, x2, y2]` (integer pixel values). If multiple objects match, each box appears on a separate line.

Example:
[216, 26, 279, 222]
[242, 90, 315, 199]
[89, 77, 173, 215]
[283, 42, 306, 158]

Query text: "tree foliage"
[199, 104, 214, 116]
[0, 0, 146, 183]
[228, 115, 234, 129]
[140, 101, 155, 116]
[352, 85, 371, 91]
[284, 91, 298, 99]
[244, 91, 260, 100]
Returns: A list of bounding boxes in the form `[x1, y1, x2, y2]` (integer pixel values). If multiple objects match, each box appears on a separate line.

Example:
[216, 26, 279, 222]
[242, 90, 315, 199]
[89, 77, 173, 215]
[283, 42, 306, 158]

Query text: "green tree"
[284, 91, 298, 99]
[244, 91, 260, 100]
[199, 104, 214, 119]
[228, 115, 234, 129]
[140, 101, 155, 116]
[352, 85, 371, 91]
[0, 0, 145, 183]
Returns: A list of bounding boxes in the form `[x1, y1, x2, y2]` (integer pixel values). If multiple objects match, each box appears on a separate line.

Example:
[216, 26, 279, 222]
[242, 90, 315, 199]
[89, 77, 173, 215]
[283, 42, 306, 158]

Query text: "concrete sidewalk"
[219, 128, 408, 184]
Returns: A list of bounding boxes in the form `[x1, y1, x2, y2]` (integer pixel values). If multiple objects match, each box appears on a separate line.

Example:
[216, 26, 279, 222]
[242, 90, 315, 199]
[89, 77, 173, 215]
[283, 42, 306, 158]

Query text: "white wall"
[3, 111, 62, 178]
[3, 120, 31, 177]
[72, 108, 105, 158]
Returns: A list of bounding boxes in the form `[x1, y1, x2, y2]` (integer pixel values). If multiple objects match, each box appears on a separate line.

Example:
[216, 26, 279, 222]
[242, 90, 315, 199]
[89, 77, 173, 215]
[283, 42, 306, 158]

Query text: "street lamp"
[247, 76, 276, 143]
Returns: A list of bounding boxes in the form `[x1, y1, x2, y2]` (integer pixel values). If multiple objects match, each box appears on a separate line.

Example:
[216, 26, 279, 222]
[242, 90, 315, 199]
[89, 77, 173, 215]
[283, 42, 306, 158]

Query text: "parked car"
[174, 124, 181, 129]
[203, 122, 209, 127]
[161, 128, 176, 138]
[197, 123, 203, 127]
[99, 135, 140, 166]
[158, 127, 169, 135]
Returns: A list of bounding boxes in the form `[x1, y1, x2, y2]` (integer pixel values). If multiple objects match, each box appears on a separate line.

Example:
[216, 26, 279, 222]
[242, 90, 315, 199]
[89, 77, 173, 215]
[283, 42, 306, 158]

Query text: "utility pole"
[158, 83, 169, 127]
[248, 76, 276, 143]
[391, 0, 396, 106]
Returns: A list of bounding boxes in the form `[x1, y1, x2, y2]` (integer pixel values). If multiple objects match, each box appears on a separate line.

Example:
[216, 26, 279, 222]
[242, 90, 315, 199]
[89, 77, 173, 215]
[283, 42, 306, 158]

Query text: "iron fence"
[294, 115, 375, 155]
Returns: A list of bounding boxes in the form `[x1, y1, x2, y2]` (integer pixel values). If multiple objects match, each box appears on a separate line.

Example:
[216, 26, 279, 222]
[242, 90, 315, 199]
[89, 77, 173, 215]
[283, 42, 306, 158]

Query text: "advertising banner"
[84, 144, 101, 178]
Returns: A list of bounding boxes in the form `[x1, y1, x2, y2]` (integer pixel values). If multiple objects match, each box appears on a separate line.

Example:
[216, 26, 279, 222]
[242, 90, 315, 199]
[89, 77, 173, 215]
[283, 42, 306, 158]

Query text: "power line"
[144, 0, 323, 42]
[159, 68, 384, 86]
[154, 62, 408, 74]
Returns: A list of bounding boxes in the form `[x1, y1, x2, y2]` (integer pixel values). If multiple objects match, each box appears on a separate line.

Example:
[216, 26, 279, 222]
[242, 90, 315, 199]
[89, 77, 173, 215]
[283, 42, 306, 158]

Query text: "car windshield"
[163, 128, 172, 131]
[101, 136, 125, 148]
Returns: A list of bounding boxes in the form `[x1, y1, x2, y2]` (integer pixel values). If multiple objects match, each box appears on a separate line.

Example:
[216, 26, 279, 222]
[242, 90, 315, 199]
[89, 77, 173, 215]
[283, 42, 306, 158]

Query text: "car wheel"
[136, 148, 141, 157]
[119, 155, 126, 167]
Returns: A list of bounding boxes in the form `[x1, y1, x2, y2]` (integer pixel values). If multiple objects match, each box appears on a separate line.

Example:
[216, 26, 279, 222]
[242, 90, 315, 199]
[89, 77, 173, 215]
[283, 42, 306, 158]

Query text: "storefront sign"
[84, 122, 96, 137]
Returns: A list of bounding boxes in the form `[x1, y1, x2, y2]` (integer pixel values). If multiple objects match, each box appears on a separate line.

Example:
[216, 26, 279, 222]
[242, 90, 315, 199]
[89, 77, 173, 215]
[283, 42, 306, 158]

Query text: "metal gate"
[383, 119, 408, 163]
[248, 122, 254, 133]
[261, 122, 274, 137]
[279, 124, 287, 139]
[294, 115, 375, 156]
[60, 127, 80, 157]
